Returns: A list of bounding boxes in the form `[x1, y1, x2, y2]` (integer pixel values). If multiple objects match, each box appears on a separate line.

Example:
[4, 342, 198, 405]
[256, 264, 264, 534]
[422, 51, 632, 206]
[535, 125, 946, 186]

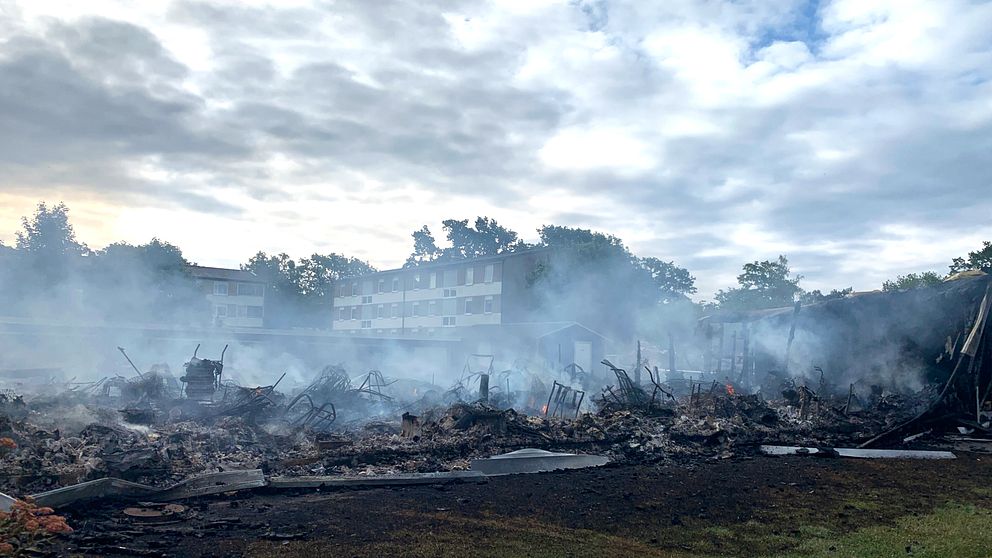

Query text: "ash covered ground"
[0, 354, 976, 557]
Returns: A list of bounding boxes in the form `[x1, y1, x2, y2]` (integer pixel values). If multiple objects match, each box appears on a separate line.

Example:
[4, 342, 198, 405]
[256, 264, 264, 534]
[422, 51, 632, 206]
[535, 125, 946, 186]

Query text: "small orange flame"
[725, 384, 735, 396]
[541, 404, 548, 414]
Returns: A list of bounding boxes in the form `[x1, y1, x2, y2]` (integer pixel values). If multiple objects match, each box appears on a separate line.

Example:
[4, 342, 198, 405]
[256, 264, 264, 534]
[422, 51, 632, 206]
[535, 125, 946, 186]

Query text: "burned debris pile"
[0, 274, 990, 541]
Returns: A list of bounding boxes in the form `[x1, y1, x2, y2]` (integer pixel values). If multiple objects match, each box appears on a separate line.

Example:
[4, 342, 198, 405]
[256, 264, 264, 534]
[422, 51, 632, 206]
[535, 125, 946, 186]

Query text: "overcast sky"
[1, 0, 990, 299]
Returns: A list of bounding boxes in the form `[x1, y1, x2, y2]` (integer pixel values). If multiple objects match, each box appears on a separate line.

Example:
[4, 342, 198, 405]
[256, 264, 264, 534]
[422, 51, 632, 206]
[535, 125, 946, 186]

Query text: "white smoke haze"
[2, 202, 986, 416]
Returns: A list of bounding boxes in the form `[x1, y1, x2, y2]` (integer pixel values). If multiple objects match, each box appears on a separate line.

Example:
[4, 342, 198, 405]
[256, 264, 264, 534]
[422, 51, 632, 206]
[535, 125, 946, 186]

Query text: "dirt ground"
[56, 451, 992, 557]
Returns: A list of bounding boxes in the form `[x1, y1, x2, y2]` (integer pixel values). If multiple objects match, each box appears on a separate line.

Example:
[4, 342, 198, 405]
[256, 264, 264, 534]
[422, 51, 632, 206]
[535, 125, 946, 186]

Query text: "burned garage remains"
[1, 259, 991, 555]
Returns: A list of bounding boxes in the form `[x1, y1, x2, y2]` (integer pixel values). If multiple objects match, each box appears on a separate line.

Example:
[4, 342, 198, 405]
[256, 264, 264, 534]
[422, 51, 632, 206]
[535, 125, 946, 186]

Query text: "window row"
[213, 281, 264, 297]
[335, 262, 502, 297]
[215, 304, 264, 319]
[358, 318, 457, 330]
[336, 296, 499, 321]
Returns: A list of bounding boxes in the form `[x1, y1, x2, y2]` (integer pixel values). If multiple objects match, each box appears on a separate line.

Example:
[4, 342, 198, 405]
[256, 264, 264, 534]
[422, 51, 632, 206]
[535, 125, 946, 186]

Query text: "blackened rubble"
[0, 364, 957, 498]
[1, 274, 992, 554]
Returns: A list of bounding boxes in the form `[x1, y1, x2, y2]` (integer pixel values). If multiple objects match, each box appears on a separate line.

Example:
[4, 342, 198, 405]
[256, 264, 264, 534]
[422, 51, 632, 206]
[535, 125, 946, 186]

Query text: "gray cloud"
[1, 0, 990, 297]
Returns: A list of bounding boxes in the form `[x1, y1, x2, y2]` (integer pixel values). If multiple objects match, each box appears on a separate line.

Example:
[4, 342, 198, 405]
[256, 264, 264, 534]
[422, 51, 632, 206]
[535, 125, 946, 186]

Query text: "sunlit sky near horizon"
[1, 0, 990, 299]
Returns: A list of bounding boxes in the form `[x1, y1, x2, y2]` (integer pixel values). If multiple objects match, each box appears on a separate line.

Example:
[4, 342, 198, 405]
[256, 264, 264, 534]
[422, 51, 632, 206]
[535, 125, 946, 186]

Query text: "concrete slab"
[471, 448, 609, 475]
[760, 445, 956, 459]
[0, 491, 16, 512]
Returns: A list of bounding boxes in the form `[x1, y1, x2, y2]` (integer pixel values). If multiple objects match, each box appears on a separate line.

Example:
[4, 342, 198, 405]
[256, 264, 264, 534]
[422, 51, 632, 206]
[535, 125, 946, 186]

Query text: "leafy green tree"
[242, 252, 376, 327]
[950, 241, 992, 274]
[405, 226, 442, 266]
[241, 252, 303, 327]
[87, 239, 206, 325]
[242, 252, 301, 296]
[15, 202, 86, 255]
[715, 256, 802, 310]
[296, 254, 377, 298]
[14, 202, 88, 285]
[445, 217, 525, 259]
[640, 257, 697, 303]
[799, 287, 853, 304]
[98, 239, 189, 273]
[529, 225, 695, 339]
[405, 217, 526, 265]
[881, 272, 943, 292]
[536, 225, 629, 264]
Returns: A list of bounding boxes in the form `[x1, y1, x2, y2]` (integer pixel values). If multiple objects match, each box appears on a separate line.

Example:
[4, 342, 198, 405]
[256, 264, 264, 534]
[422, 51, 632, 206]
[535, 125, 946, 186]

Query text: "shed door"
[574, 341, 592, 374]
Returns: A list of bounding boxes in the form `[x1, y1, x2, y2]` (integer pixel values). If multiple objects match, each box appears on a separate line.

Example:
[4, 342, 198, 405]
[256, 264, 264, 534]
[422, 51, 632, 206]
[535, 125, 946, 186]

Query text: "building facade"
[331, 249, 549, 336]
[189, 266, 266, 328]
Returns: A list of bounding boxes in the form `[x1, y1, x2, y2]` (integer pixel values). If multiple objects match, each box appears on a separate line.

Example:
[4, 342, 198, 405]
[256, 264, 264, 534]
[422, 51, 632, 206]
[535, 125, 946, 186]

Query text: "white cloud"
[1, 0, 990, 298]
[539, 126, 656, 174]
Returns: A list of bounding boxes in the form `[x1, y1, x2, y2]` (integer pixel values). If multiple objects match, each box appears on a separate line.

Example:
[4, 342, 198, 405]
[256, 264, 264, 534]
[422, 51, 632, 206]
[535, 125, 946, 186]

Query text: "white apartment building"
[189, 266, 266, 328]
[331, 249, 549, 336]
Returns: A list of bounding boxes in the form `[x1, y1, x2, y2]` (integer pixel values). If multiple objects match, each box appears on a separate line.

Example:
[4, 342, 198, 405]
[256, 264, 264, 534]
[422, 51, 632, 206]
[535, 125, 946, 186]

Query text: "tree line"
[1, 202, 989, 333]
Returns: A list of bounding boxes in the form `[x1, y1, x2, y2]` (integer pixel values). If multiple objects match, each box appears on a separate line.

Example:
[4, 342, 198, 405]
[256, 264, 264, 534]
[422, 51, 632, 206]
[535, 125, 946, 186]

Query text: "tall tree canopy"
[640, 257, 698, 303]
[242, 251, 376, 327]
[800, 287, 853, 304]
[1, 203, 212, 324]
[714, 256, 802, 311]
[950, 241, 992, 274]
[15, 202, 86, 256]
[881, 271, 944, 292]
[14, 202, 88, 286]
[402, 220, 698, 339]
[405, 217, 525, 266]
[529, 225, 697, 339]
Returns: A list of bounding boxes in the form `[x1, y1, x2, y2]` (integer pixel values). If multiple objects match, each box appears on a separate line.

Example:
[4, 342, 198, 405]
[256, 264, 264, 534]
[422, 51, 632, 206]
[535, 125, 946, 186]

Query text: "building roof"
[188, 265, 263, 283]
[500, 321, 609, 341]
[342, 247, 552, 280]
[697, 273, 991, 326]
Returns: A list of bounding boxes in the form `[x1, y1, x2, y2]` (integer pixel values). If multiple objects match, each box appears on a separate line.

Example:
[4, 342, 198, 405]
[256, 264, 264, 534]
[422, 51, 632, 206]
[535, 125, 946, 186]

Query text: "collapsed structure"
[0, 272, 990, 554]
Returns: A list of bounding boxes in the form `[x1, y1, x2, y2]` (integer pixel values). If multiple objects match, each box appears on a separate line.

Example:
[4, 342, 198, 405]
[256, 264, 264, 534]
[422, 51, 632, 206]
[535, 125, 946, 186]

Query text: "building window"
[430, 273, 437, 289]
[442, 316, 456, 327]
[215, 305, 227, 317]
[351, 307, 360, 320]
[227, 304, 238, 317]
[214, 281, 229, 296]
[391, 303, 400, 318]
[428, 301, 438, 316]
[466, 267, 474, 285]
[484, 296, 494, 314]
[377, 279, 384, 293]
[442, 298, 456, 316]
[392, 277, 399, 292]
[247, 305, 263, 318]
[237, 283, 262, 296]
[361, 320, 372, 329]
[443, 288, 456, 298]
[413, 272, 422, 290]
[376, 305, 385, 319]
[351, 282, 359, 296]
[464, 297, 473, 315]
[338, 307, 348, 321]
[412, 302, 422, 317]
[361, 295, 372, 304]
[484, 264, 494, 283]
[443, 269, 456, 287]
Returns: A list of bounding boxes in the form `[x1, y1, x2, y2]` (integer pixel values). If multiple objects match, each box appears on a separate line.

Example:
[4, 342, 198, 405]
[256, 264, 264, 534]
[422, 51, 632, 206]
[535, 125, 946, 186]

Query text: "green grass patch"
[775, 504, 992, 558]
[246, 512, 674, 558]
[244, 504, 992, 558]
